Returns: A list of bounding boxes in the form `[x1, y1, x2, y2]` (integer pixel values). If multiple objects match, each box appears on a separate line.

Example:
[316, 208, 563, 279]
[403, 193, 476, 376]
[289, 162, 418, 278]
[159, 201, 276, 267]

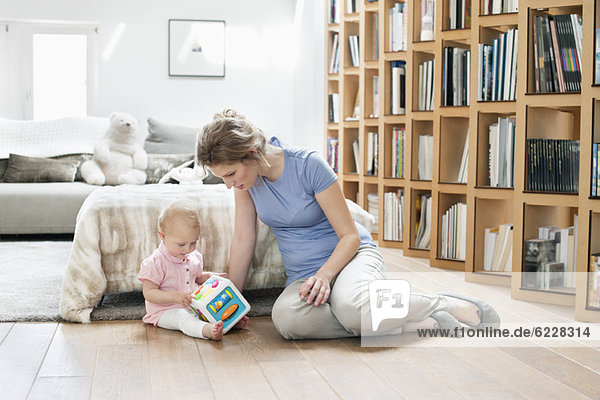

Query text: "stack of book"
[488, 117, 515, 187]
[329, 0, 340, 23]
[526, 138, 580, 193]
[589, 254, 600, 308]
[443, 47, 470, 106]
[366, 131, 379, 176]
[384, 190, 404, 242]
[448, 0, 471, 30]
[328, 93, 340, 123]
[327, 137, 339, 172]
[418, 134, 433, 180]
[367, 193, 379, 233]
[329, 33, 340, 74]
[415, 193, 432, 249]
[532, 14, 582, 93]
[348, 35, 360, 67]
[482, 0, 518, 15]
[477, 28, 518, 102]
[483, 223, 513, 272]
[418, 60, 435, 110]
[522, 220, 578, 290]
[389, 3, 407, 52]
[440, 202, 467, 260]
[390, 127, 405, 178]
[390, 61, 406, 115]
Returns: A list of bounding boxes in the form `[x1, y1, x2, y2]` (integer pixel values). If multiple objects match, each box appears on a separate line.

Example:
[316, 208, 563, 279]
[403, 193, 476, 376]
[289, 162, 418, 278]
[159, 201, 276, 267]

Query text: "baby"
[139, 200, 248, 340]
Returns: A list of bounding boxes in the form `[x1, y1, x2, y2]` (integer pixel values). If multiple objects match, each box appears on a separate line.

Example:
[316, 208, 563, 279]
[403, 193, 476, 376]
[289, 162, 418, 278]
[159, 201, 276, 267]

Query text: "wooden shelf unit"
[325, 0, 600, 321]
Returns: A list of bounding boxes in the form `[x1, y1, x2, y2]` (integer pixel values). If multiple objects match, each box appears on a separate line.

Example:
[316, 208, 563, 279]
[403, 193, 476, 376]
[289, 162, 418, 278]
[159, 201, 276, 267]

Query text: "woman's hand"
[299, 274, 332, 307]
[171, 291, 193, 308]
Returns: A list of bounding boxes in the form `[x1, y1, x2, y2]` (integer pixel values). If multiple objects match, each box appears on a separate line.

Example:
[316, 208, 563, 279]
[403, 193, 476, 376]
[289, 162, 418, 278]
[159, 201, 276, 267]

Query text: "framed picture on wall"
[168, 19, 225, 77]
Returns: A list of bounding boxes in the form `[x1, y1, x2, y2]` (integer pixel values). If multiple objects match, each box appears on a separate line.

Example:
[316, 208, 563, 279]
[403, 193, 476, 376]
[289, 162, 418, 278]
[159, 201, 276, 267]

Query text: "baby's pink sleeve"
[138, 256, 164, 286]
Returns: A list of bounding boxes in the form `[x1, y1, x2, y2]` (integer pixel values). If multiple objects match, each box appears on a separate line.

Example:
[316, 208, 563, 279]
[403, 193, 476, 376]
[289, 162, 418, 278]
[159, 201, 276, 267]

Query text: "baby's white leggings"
[157, 308, 208, 339]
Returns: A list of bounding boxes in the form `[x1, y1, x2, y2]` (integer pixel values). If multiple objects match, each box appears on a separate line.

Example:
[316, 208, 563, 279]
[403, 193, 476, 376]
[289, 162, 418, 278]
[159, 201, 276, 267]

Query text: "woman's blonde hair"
[196, 109, 269, 169]
[158, 200, 200, 233]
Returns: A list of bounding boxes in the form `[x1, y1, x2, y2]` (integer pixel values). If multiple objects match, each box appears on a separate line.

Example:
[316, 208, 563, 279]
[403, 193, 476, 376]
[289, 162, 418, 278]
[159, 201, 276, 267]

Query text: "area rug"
[0, 240, 282, 322]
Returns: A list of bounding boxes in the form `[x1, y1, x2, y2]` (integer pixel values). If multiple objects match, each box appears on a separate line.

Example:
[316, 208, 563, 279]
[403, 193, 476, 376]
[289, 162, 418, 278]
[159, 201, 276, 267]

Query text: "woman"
[196, 109, 499, 340]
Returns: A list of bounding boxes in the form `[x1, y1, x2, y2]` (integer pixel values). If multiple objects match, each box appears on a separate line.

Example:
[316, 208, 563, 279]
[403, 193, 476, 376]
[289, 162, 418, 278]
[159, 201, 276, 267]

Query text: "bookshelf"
[325, 0, 600, 321]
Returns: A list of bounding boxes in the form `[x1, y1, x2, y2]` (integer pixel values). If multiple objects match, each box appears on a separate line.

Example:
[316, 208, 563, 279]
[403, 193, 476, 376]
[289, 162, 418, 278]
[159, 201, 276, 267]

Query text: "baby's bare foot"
[202, 321, 224, 341]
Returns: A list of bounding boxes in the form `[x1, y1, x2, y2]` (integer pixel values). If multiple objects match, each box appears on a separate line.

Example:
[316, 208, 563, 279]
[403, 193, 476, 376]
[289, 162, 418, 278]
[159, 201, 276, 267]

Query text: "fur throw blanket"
[59, 184, 374, 323]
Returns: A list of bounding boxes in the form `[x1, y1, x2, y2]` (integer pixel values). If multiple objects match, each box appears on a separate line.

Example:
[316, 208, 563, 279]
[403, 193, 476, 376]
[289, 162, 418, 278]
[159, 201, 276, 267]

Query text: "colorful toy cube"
[189, 275, 250, 333]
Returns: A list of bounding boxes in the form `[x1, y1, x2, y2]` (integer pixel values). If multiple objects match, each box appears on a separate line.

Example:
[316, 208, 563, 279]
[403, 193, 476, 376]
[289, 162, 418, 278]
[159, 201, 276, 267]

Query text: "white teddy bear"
[81, 112, 148, 186]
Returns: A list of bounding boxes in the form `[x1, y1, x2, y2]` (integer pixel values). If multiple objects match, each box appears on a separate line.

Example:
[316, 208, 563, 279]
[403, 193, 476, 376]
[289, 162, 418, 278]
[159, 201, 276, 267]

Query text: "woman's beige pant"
[271, 245, 450, 339]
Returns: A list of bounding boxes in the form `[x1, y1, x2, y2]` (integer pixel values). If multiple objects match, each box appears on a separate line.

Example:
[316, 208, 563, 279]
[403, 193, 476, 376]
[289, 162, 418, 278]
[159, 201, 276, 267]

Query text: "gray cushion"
[145, 153, 195, 183]
[144, 117, 200, 154]
[51, 153, 93, 182]
[1, 153, 78, 183]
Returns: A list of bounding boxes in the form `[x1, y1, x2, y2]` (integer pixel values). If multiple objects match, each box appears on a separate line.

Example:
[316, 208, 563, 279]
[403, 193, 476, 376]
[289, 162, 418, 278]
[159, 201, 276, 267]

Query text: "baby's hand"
[171, 291, 193, 307]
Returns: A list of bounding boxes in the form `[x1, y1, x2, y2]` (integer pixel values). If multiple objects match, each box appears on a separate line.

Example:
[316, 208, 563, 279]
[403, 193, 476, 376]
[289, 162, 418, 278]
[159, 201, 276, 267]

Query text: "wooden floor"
[2, 247, 600, 400]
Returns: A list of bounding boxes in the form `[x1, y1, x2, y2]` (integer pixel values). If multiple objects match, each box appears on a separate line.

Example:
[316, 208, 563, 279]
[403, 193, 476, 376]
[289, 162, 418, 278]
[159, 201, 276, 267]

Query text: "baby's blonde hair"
[158, 200, 200, 234]
[196, 109, 272, 170]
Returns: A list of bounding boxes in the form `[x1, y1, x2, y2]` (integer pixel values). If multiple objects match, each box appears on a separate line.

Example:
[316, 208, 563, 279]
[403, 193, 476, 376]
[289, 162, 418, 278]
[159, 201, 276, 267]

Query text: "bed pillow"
[144, 117, 200, 154]
[1, 153, 78, 183]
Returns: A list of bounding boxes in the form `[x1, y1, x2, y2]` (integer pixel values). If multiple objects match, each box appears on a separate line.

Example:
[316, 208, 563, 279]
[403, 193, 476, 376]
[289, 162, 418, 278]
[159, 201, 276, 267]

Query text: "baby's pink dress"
[138, 241, 203, 325]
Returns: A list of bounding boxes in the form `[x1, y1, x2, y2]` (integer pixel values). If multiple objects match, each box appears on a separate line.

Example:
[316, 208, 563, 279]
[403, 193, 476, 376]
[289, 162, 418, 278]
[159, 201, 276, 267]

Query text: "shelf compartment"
[365, 183, 380, 234]
[384, 0, 408, 53]
[411, 119, 434, 181]
[383, 123, 406, 179]
[342, 180, 360, 205]
[384, 60, 407, 116]
[442, 39, 471, 107]
[439, 116, 469, 185]
[363, 127, 380, 177]
[478, 23, 519, 102]
[413, 0, 436, 43]
[365, 68, 380, 118]
[520, 203, 578, 296]
[437, 192, 467, 262]
[410, 188, 432, 251]
[526, 5, 583, 95]
[382, 184, 405, 243]
[586, 212, 600, 311]
[473, 197, 514, 274]
[476, 111, 516, 188]
[525, 106, 580, 194]
[343, 127, 359, 175]
[343, 75, 360, 122]
[412, 51, 435, 112]
[365, 10, 380, 62]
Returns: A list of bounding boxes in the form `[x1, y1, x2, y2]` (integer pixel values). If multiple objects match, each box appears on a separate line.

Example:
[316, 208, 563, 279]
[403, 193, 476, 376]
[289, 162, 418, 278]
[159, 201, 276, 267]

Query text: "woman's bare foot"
[233, 315, 249, 330]
[202, 321, 224, 340]
[442, 296, 480, 326]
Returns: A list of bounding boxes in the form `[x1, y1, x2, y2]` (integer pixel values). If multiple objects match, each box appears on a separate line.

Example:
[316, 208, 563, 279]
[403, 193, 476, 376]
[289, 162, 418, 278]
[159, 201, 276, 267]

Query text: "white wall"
[0, 0, 325, 150]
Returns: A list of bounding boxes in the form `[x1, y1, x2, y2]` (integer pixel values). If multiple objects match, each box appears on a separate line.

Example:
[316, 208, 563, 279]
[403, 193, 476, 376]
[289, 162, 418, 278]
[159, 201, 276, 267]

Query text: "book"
[352, 139, 360, 174]
[457, 132, 469, 183]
